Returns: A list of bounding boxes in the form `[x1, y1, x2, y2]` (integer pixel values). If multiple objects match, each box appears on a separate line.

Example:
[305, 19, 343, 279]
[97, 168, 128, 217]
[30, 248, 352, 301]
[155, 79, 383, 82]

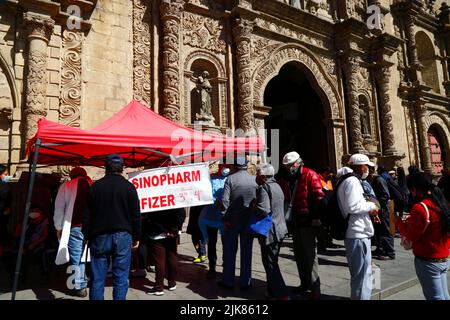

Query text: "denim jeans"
[89, 231, 132, 300]
[222, 225, 253, 287]
[414, 257, 450, 300]
[68, 227, 87, 289]
[345, 238, 373, 300]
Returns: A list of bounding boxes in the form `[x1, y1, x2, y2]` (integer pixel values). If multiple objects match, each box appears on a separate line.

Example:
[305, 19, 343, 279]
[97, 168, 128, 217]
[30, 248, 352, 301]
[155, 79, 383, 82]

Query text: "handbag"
[247, 184, 273, 238]
[401, 202, 430, 251]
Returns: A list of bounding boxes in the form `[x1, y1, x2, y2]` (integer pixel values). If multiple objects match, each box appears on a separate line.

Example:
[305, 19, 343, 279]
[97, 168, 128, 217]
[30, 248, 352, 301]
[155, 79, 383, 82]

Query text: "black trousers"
[374, 210, 395, 257]
[260, 240, 288, 298]
[151, 237, 177, 291]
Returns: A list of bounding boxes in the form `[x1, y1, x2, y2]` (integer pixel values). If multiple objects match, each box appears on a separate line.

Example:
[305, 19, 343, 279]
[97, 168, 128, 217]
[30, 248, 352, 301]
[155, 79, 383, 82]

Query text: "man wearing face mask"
[281, 151, 324, 300]
[337, 154, 379, 300]
[0, 164, 12, 259]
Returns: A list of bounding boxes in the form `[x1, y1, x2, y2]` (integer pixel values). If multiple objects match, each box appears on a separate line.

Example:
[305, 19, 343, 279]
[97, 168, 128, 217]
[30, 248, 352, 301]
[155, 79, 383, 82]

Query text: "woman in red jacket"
[396, 172, 450, 300]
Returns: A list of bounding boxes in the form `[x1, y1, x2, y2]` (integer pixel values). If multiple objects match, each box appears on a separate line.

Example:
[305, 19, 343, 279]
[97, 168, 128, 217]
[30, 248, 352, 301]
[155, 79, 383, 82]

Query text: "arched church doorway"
[264, 62, 329, 172]
[428, 125, 447, 174]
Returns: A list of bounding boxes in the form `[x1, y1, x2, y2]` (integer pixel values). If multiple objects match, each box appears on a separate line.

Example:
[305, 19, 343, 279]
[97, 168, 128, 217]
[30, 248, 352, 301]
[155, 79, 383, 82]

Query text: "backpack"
[321, 173, 357, 240]
[386, 178, 408, 211]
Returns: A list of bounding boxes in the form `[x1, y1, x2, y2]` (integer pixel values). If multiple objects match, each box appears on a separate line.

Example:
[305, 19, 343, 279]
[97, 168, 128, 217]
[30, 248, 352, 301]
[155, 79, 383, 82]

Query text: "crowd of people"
[0, 151, 449, 301]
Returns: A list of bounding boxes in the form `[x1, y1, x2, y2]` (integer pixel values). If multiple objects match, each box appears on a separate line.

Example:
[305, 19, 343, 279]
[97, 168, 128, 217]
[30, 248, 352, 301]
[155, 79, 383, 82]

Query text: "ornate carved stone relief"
[0, 70, 13, 121]
[188, 0, 224, 10]
[60, 30, 82, 127]
[251, 36, 280, 66]
[319, 55, 336, 80]
[253, 44, 342, 119]
[183, 13, 226, 54]
[254, 18, 330, 50]
[347, 0, 366, 21]
[133, 0, 152, 107]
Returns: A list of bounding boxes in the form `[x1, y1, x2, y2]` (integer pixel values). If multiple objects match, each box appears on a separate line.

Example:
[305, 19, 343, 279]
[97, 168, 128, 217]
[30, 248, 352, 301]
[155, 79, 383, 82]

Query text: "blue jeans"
[222, 226, 253, 287]
[68, 227, 87, 289]
[345, 238, 373, 300]
[89, 231, 132, 300]
[414, 257, 450, 300]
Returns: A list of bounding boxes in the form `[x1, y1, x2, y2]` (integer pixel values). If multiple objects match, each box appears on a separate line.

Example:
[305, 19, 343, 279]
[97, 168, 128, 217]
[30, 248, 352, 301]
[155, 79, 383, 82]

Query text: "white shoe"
[147, 288, 164, 296]
[168, 285, 177, 291]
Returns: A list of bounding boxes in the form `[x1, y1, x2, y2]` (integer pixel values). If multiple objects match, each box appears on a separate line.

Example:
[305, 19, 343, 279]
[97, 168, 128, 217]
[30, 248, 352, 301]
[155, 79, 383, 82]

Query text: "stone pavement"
[0, 230, 438, 301]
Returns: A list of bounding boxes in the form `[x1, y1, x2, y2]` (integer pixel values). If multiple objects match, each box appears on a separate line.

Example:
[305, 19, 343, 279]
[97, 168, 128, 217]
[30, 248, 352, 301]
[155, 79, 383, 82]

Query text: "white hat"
[348, 154, 375, 167]
[256, 163, 275, 176]
[283, 151, 301, 165]
[235, 156, 247, 166]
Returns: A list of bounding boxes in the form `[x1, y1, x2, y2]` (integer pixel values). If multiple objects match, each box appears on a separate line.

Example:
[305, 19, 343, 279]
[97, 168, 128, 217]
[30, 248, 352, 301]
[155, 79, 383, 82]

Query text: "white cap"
[283, 151, 301, 165]
[348, 154, 375, 167]
[235, 156, 247, 166]
[256, 163, 275, 176]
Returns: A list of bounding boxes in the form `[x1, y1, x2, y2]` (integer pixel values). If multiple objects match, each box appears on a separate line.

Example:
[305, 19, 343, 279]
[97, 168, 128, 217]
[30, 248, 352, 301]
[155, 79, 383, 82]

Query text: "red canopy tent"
[11, 100, 264, 300]
[26, 99, 264, 167]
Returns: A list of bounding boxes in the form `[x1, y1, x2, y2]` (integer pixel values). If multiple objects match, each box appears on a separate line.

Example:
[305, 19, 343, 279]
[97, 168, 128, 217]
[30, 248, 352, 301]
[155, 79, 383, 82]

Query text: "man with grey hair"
[254, 163, 289, 299]
[281, 151, 324, 299]
[219, 156, 257, 289]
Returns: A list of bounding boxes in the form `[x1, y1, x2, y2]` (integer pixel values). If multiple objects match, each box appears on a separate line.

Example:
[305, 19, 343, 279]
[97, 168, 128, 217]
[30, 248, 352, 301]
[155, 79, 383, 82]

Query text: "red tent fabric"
[26, 100, 264, 167]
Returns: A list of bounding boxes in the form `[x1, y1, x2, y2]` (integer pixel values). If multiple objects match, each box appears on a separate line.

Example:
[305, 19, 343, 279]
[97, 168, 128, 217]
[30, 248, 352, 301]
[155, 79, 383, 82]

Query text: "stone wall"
[81, 0, 134, 130]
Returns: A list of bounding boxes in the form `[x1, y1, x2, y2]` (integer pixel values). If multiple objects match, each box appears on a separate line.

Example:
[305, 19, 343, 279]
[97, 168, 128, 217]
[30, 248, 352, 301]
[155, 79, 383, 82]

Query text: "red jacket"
[397, 198, 450, 259]
[293, 167, 324, 217]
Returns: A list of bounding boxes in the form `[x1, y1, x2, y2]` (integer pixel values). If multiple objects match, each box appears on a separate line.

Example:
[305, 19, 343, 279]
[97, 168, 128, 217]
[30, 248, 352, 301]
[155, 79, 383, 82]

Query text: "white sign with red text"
[128, 162, 213, 213]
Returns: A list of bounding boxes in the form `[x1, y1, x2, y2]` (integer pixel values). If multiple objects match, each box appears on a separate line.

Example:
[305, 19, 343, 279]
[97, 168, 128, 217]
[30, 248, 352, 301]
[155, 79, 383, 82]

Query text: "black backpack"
[322, 173, 357, 240]
[386, 178, 408, 211]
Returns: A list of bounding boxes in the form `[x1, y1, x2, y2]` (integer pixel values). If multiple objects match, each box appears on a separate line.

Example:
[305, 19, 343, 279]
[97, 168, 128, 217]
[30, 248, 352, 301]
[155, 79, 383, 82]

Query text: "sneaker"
[146, 288, 164, 296]
[168, 285, 177, 291]
[193, 255, 207, 263]
[374, 255, 395, 261]
[130, 269, 147, 278]
[146, 265, 156, 273]
[72, 288, 88, 298]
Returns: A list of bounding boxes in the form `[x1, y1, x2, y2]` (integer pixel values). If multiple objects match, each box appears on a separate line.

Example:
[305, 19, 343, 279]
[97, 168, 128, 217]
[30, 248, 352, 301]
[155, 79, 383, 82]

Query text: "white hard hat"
[283, 151, 301, 165]
[348, 154, 375, 167]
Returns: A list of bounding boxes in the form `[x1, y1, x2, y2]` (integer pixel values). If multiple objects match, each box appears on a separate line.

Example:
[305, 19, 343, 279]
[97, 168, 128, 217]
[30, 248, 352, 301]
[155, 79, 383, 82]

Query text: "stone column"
[415, 104, 433, 173]
[375, 64, 399, 156]
[404, 14, 423, 83]
[343, 57, 364, 153]
[233, 18, 255, 134]
[23, 12, 54, 143]
[160, 0, 184, 123]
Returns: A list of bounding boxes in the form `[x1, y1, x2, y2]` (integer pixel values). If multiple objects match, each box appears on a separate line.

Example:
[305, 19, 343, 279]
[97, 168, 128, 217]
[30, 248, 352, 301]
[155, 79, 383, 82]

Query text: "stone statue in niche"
[194, 71, 215, 126]
[359, 105, 370, 138]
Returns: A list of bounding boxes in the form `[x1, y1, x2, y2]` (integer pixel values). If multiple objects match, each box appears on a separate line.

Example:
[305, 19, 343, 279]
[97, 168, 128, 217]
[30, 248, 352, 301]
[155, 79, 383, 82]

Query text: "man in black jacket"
[369, 167, 395, 260]
[83, 154, 141, 300]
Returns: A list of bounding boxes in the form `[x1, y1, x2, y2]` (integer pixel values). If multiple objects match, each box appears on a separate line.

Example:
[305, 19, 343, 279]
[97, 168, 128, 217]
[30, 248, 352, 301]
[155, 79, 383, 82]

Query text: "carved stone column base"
[378, 153, 406, 171]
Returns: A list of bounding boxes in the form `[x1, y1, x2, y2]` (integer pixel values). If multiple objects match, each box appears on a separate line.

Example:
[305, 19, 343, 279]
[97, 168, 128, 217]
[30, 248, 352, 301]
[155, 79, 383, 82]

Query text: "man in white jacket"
[54, 167, 92, 297]
[337, 154, 379, 300]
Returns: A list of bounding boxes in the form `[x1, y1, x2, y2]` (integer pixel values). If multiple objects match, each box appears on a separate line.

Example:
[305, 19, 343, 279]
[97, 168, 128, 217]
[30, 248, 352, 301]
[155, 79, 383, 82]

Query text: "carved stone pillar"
[375, 64, 399, 156]
[133, 0, 151, 107]
[23, 12, 54, 143]
[415, 104, 433, 173]
[404, 15, 420, 69]
[233, 18, 255, 134]
[160, 0, 184, 123]
[343, 57, 364, 153]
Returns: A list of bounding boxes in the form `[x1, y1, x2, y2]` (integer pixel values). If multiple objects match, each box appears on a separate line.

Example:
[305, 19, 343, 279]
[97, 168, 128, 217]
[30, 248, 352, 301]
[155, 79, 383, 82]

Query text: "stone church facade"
[0, 0, 449, 176]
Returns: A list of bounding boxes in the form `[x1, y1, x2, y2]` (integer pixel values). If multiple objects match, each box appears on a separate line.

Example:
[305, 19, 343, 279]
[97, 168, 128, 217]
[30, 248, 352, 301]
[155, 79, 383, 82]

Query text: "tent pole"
[11, 138, 41, 300]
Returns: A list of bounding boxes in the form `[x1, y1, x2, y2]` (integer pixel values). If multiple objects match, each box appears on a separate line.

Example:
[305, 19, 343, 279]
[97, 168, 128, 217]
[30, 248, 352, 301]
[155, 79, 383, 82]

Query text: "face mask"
[289, 166, 299, 175]
[221, 168, 230, 177]
[361, 171, 369, 180]
[2, 175, 10, 183]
